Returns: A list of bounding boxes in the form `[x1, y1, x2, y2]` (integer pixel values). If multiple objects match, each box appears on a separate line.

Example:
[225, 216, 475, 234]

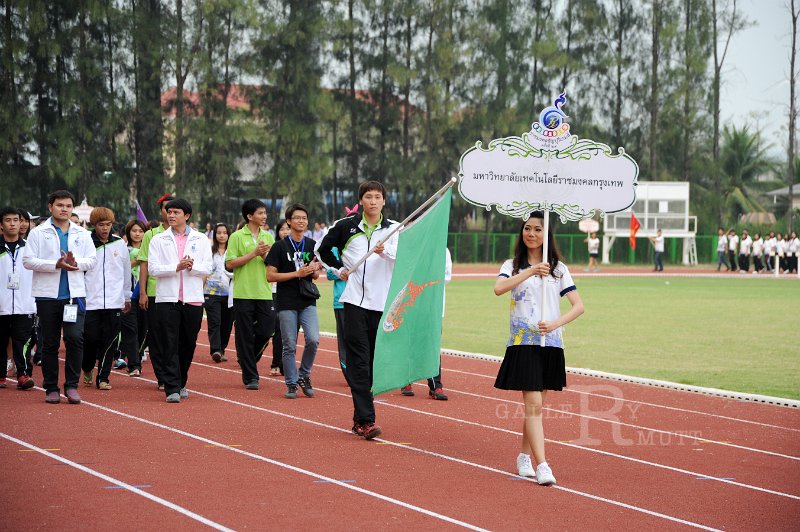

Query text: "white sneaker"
[536, 462, 556, 486]
[516, 453, 536, 478]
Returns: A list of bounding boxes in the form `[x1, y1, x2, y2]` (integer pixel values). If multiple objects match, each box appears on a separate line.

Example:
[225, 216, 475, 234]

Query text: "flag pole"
[345, 177, 457, 274]
[539, 204, 549, 347]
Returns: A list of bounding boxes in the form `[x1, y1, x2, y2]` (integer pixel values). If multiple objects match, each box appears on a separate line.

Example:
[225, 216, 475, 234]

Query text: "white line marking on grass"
[27, 381, 486, 531]
[0, 432, 235, 532]
[91, 375, 722, 531]
[146, 364, 800, 502]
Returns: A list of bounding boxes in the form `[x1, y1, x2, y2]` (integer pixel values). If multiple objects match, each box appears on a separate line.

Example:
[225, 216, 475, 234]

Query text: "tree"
[719, 125, 770, 223]
[788, 0, 798, 231]
[131, 0, 166, 216]
[710, 0, 746, 224]
[165, 0, 204, 194]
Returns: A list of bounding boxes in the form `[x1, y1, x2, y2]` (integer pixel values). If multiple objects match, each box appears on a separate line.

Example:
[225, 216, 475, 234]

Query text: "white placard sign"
[457, 92, 639, 222]
[578, 219, 600, 233]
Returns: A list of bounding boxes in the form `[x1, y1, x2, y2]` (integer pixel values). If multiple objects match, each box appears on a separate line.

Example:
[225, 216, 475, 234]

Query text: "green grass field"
[314, 276, 800, 400]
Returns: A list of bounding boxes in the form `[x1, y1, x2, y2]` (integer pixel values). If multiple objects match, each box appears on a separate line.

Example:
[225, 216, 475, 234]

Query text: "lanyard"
[289, 237, 305, 255]
[4, 243, 19, 271]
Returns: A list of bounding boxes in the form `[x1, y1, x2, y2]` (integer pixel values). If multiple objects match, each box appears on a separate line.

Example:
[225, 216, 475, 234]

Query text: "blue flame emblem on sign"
[539, 92, 568, 130]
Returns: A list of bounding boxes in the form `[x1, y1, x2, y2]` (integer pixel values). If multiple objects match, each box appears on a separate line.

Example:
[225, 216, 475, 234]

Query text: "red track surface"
[2, 327, 799, 530]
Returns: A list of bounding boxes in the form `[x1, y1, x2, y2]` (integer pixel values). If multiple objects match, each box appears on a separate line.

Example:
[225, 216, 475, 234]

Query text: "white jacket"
[0, 238, 36, 315]
[315, 213, 398, 312]
[22, 218, 96, 298]
[85, 233, 132, 311]
[148, 227, 212, 304]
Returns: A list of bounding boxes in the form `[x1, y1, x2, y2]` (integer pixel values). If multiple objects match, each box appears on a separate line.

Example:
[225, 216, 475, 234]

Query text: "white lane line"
[198, 333, 800, 430]
[314, 340, 800, 430]
[378, 371, 800, 461]
[181, 359, 800, 501]
[0, 432, 235, 532]
[25, 381, 486, 531]
[288, 347, 800, 461]
[441, 367, 800, 433]
[89, 374, 721, 531]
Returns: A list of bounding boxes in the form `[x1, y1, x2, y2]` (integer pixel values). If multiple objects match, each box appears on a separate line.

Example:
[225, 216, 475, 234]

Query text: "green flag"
[372, 189, 451, 395]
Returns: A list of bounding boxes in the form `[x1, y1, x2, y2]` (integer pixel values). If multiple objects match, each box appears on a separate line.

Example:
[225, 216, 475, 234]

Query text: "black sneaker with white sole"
[297, 377, 314, 397]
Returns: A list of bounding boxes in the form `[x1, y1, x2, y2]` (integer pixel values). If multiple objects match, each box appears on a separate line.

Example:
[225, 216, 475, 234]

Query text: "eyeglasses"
[290, 216, 308, 221]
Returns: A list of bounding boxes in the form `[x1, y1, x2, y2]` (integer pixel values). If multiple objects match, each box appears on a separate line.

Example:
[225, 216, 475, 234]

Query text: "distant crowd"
[716, 228, 799, 274]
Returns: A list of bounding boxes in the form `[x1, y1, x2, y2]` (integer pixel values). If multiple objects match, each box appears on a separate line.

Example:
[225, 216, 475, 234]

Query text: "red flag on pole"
[630, 212, 641, 249]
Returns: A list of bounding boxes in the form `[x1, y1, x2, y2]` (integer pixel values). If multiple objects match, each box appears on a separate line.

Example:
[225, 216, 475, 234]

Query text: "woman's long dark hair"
[125, 220, 147, 247]
[511, 211, 562, 277]
[211, 223, 230, 255]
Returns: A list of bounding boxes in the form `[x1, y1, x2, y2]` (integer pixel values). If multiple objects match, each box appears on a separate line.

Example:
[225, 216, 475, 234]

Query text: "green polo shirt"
[226, 226, 275, 300]
[138, 224, 166, 297]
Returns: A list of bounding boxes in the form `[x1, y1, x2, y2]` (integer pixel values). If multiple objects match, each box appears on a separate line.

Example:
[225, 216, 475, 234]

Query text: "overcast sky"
[721, 0, 796, 156]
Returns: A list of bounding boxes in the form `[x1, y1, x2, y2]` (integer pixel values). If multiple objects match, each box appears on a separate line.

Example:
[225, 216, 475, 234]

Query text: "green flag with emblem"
[372, 189, 451, 395]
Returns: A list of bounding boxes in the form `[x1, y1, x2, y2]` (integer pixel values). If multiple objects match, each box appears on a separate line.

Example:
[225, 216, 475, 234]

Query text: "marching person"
[23, 190, 97, 404]
[118, 219, 148, 376]
[738, 229, 752, 273]
[751, 232, 764, 274]
[776, 233, 786, 273]
[716, 228, 729, 271]
[81, 207, 131, 390]
[205, 223, 234, 363]
[137, 194, 174, 390]
[788, 231, 799, 273]
[316, 181, 399, 440]
[325, 245, 349, 384]
[147, 198, 212, 403]
[727, 229, 738, 272]
[226, 199, 275, 390]
[765, 231, 776, 272]
[583, 232, 600, 272]
[269, 220, 291, 376]
[0, 207, 36, 390]
[266, 204, 321, 399]
[648, 228, 664, 272]
[493, 211, 584, 486]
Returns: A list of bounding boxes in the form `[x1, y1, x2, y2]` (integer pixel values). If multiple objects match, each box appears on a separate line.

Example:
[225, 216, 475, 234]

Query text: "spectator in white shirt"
[727, 229, 738, 272]
[716, 228, 729, 271]
[738, 229, 752, 272]
[764, 231, 776, 272]
[751, 233, 764, 273]
[788, 231, 799, 273]
[584, 232, 600, 272]
[648, 229, 664, 272]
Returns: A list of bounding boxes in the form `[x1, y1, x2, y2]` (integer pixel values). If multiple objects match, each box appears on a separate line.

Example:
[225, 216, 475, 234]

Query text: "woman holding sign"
[494, 212, 584, 486]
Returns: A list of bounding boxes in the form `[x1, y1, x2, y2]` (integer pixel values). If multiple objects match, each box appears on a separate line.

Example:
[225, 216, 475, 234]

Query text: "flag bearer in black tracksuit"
[315, 181, 399, 440]
[81, 208, 131, 390]
[0, 207, 36, 390]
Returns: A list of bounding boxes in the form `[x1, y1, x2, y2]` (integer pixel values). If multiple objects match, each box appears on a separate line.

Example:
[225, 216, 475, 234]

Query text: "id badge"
[6, 272, 20, 290]
[293, 251, 304, 271]
[63, 304, 78, 323]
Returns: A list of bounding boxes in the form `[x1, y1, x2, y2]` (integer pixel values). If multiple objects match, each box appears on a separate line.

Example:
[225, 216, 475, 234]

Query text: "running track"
[2, 327, 798, 530]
